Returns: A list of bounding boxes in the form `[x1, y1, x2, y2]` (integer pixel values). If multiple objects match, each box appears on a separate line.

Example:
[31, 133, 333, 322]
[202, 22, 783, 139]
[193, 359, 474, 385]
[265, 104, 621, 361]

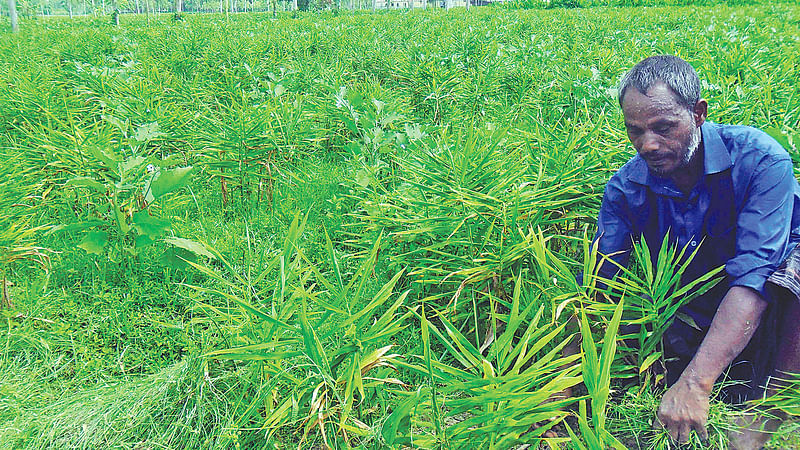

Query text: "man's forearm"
[679, 286, 768, 393]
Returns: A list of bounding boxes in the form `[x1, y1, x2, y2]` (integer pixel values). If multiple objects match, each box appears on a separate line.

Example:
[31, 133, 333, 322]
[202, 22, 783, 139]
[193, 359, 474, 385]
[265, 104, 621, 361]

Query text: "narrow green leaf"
[340, 270, 404, 330]
[299, 296, 330, 374]
[639, 351, 662, 374]
[65, 177, 106, 192]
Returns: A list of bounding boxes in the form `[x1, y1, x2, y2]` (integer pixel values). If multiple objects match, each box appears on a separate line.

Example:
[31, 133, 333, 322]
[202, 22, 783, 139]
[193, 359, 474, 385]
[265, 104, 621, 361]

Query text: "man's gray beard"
[681, 125, 702, 167]
[651, 125, 702, 177]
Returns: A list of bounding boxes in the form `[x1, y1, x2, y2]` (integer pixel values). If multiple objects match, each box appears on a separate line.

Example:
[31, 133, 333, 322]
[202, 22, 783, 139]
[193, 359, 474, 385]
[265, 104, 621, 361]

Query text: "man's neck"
[670, 145, 705, 195]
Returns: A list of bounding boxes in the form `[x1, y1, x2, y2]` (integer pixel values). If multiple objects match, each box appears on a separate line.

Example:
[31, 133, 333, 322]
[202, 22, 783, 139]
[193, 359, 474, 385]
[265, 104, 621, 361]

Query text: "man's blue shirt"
[595, 122, 800, 328]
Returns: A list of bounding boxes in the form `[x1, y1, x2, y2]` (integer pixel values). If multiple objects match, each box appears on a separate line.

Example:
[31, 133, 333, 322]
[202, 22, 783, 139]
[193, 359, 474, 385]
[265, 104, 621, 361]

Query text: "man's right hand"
[656, 287, 769, 445]
[655, 374, 711, 444]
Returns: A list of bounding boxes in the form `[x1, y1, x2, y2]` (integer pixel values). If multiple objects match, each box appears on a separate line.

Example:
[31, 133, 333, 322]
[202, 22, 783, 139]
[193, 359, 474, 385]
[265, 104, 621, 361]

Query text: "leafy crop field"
[1, 3, 799, 449]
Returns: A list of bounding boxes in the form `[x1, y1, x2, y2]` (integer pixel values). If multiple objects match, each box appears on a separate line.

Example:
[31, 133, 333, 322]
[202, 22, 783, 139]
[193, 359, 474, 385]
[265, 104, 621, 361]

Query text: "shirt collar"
[701, 122, 733, 175]
[627, 122, 733, 190]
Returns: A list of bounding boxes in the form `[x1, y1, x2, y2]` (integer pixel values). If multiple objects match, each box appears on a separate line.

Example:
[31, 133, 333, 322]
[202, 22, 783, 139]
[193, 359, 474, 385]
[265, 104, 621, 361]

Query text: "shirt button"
[690, 240, 697, 247]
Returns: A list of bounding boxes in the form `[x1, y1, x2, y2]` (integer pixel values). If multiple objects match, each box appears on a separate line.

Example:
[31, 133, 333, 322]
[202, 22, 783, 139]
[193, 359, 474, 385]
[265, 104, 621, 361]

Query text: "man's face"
[621, 83, 704, 178]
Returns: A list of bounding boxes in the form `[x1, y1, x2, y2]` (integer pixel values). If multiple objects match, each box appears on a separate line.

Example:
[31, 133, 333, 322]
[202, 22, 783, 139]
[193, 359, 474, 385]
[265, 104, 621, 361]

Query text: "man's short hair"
[618, 55, 701, 112]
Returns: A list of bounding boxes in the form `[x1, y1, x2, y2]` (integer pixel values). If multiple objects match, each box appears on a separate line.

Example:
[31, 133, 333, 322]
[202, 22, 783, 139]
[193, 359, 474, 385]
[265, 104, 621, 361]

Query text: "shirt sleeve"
[726, 155, 796, 298]
[593, 175, 634, 283]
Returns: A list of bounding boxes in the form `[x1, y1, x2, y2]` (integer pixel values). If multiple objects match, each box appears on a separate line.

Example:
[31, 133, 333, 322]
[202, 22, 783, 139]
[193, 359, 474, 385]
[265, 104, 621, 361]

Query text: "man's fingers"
[655, 408, 707, 444]
[679, 424, 693, 444]
[695, 421, 709, 442]
[667, 422, 680, 443]
[655, 414, 680, 443]
[689, 414, 708, 442]
[669, 429, 680, 443]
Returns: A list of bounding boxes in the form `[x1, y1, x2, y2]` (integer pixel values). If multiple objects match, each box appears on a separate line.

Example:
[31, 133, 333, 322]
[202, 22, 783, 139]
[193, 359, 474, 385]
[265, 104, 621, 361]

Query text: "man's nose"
[639, 132, 660, 155]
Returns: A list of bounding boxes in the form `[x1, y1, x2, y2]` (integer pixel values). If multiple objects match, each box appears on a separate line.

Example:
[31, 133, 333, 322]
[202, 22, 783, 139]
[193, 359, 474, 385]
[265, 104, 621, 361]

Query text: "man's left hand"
[655, 374, 711, 444]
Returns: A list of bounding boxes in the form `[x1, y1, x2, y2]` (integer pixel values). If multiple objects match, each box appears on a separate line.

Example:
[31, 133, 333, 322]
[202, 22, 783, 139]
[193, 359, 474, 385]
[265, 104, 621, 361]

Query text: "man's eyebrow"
[651, 119, 677, 127]
[624, 119, 677, 130]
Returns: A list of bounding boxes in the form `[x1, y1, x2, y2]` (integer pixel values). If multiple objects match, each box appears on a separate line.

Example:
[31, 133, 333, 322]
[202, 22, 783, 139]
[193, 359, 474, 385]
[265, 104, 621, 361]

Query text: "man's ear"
[693, 99, 708, 126]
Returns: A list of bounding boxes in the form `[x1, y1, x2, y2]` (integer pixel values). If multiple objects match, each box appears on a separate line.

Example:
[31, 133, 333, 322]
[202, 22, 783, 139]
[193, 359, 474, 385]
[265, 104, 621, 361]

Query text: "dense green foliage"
[1, 0, 790, 20]
[1, 3, 799, 448]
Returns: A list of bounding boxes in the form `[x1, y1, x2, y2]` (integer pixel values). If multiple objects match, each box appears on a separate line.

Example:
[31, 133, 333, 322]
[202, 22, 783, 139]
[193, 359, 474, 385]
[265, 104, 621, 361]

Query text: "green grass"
[1, 3, 800, 448]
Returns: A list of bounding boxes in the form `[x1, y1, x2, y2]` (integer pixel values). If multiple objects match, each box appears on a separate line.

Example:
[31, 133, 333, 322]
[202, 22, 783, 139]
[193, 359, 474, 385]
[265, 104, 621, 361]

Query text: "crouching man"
[593, 55, 800, 448]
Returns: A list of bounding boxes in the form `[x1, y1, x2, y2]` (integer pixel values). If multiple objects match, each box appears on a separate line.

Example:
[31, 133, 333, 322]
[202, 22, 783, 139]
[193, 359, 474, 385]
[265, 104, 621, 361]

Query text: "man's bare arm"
[656, 286, 768, 443]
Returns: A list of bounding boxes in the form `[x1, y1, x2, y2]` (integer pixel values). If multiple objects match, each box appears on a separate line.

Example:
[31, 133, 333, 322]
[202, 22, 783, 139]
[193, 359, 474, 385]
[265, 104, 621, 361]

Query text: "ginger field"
[1, 3, 800, 448]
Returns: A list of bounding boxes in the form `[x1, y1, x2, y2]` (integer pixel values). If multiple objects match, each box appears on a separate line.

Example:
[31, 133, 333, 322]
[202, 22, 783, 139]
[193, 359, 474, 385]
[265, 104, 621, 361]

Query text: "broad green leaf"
[102, 114, 128, 134]
[88, 145, 119, 170]
[135, 234, 155, 248]
[155, 154, 186, 168]
[78, 231, 108, 254]
[119, 155, 148, 174]
[159, 246, 196, 269]
[133, 122, 162, 142]
[164, 237, 216, 260]
[355, 169, 371, 188]
[765, 127, 793, 151]
[131, 210, 170, 239]
[150, 166, 193, 198]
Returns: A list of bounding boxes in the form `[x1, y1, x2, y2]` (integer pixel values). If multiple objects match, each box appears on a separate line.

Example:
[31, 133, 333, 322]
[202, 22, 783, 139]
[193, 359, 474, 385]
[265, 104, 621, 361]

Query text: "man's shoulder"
[713, 122, 791, 163]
